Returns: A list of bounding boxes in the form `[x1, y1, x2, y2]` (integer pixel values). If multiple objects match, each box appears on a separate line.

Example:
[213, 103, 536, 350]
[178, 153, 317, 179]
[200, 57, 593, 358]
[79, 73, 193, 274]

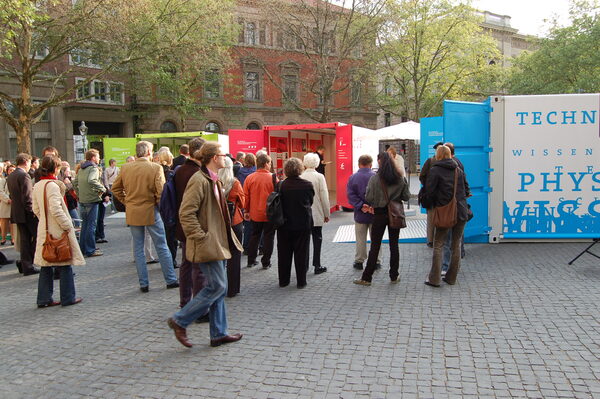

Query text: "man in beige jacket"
[167, 142, 243, 348]
[112, 141, 179, 292]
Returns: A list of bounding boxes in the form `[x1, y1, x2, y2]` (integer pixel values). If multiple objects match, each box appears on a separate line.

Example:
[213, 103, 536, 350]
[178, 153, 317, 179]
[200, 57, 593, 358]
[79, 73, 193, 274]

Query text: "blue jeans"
[130, 208, 178, 288]
[69, 208, 81, 228]
[173, 259, 228, 338]
[37, 266, 76, 305]
[79, 202, 99, 256]
[96, 201, 106, 240]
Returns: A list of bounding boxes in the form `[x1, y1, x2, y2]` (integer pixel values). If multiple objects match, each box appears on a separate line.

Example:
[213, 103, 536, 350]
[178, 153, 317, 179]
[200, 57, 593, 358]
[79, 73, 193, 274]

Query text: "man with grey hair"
[112, 141, 179, 292]
[233, 151, 245, 178]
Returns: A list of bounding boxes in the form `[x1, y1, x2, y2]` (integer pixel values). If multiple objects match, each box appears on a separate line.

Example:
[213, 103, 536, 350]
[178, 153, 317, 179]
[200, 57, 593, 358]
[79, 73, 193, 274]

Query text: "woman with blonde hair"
[157, 146, 178, 268]
[387, 146, 406, 178]
[0, 162, 15, 245]
[218, 156, 245, 297]
[420, 145, 469, 287]
[300, 152, 330, 275]
[32, 155, 84, 307]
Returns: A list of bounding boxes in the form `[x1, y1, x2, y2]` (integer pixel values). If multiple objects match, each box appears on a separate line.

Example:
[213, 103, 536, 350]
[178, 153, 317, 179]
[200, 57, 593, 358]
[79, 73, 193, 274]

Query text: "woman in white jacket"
[300, 153, 330, 275]
[32, 155, 84, 308]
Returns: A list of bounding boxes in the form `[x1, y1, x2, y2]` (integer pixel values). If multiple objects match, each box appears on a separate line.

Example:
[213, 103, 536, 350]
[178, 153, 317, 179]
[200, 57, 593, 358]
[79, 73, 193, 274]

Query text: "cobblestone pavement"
[0, 211, 599, 399]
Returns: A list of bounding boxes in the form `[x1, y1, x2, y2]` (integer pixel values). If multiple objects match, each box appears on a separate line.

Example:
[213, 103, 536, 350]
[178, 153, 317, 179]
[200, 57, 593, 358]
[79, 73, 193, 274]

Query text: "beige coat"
[111, 158, 165, 226]
[179, 168, 242, 263]
[32, 180, 85, 267]
[0, 177, 11, 219]
[300, 168, 330, 227]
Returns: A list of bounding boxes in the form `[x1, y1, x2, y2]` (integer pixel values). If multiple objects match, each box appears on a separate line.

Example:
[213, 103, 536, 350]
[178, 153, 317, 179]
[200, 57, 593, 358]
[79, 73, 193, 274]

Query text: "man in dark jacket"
[6, 153, 39, 275]
[346, 155, 381, 270]
[173, 138, 207, 312]
[171, 144, 189, 170]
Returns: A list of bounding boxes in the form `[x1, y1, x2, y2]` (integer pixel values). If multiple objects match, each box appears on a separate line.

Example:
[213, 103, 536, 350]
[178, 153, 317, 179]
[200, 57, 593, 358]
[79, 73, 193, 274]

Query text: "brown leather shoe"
[210, 333, 243, 347]
[167, 318, 193, 348]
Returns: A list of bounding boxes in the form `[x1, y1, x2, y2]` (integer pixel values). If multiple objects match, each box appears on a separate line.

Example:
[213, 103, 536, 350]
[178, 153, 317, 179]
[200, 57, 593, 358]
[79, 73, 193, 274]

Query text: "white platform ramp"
[333, 219, 427, 243]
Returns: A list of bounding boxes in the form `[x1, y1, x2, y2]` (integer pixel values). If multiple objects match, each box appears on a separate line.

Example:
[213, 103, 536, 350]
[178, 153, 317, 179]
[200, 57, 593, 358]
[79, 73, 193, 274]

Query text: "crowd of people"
[0, 137, 470, 348]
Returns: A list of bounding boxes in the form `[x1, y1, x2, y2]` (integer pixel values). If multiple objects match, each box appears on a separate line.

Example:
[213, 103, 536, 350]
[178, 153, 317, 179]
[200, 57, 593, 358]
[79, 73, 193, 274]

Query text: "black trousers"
[311, 226, 323, 267]
[165, 223, 178, 267]
[277, 228, 310, 287]
[17, 218, 38, 273]
[361, 211, 400, 283]
[247, 221, 276, 266]
[227, 223, 243, 297]
[95, 202, 105, 240]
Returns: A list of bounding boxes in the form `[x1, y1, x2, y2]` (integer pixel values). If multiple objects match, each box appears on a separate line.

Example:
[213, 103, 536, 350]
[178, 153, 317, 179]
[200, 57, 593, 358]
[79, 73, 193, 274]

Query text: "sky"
[471, 0, 572, 37]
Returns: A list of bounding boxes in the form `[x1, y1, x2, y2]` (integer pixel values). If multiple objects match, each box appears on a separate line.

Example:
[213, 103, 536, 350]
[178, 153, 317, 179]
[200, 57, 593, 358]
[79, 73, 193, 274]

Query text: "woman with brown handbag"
[32, 155, 84, 308]
[420, 145, 469, 287]
[353, 152, 410, 286]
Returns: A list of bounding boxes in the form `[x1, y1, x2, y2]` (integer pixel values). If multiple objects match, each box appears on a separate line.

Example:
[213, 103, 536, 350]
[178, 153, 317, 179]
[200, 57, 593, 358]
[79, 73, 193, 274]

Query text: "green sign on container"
[103, 138, 138, 166]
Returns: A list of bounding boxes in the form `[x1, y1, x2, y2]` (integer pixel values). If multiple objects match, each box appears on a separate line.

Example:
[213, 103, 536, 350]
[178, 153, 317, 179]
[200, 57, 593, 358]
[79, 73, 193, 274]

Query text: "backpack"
[266, 173, 284, 228]
[159, 169, 178, 227]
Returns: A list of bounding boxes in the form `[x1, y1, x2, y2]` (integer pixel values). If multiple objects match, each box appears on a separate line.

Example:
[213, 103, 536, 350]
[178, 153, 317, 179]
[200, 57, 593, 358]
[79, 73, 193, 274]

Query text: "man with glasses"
[167, 142, 243, 348]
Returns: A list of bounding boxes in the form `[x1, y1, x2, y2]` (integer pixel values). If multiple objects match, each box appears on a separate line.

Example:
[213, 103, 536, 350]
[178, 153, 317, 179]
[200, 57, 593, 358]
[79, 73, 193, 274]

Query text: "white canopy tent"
[375, 121, 420, 141]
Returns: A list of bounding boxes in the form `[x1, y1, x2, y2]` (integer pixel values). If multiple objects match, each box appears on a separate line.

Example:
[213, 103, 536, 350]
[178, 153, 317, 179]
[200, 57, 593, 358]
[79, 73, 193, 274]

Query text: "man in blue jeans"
[112, 141, 179, 292]
[73, 149, 105, 258]
[167, 142, 243, 348]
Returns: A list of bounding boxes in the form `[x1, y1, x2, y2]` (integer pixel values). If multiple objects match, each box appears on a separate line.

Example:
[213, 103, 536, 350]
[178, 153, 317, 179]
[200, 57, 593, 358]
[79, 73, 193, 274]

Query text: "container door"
[443, 99, 492, 243]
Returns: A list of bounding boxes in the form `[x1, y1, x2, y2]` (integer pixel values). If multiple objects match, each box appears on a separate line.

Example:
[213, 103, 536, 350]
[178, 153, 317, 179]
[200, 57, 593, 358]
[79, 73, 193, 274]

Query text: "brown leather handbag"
[41, 181, 72, 263]
[381, 177, 406, 229]
[433, 170, 458, 229]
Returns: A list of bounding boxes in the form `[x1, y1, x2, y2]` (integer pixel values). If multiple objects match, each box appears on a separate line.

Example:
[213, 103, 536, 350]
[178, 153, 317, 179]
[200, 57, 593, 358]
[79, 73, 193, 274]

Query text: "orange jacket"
[243, 168, 275, 222]
[227, 179, 245, 226]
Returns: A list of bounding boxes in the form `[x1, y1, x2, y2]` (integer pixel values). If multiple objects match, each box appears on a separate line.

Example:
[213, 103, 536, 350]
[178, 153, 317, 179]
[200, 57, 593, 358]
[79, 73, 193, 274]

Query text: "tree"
[377, 0, 501, 121]
[242, 0, 386, 123]
[507, 0, 600, 95]
[0, 0, 237, 154]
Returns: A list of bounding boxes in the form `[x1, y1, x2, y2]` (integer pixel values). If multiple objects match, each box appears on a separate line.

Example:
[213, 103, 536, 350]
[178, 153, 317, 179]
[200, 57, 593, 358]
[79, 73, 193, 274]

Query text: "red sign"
[336, 125, 353, 209]
[229, 130, 265, 155]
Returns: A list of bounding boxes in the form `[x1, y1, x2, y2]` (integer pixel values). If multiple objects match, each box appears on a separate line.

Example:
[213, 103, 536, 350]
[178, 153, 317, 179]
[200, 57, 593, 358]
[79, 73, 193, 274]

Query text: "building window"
[205, 121, 220, 133]
[32, 100, 49, 122]
[94, 81, 107, 101]
[259, 23, 266, 46]
[245, 22, 256, 45]
[75, 78, 124, 104]
[244, 72, 261, 101]
[70, 48, 100, 68]
[350, 80, 361, 105]
[246, 122, 261, 130]
[282, 74, 299, 102]
[384, 112, 391, 127]
[204, 69, 221, 99]
[383, 76, 393, 97]
[160, 121, 178, 133]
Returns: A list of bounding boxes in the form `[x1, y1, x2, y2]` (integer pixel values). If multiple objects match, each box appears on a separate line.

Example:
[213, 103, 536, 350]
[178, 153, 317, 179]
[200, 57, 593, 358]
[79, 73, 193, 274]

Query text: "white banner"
[503, 94, 600, 237]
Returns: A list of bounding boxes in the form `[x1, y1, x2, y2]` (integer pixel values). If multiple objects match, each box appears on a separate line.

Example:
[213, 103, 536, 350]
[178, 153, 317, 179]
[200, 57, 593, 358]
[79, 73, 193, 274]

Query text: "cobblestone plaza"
[0, 212, 599, 398]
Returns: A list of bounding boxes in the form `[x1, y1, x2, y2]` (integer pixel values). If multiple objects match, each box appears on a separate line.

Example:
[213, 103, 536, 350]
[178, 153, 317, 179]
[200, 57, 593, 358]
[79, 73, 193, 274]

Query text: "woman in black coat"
[421, 145, 469, 287]
[277, 157, 314, 289]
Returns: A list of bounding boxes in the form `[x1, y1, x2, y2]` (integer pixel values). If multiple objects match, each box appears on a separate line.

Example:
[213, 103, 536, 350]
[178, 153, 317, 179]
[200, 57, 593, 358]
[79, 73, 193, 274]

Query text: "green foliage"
[507, 0, 600, 94]
[377, 0, 501, 121]
[0, 0, 237, 152]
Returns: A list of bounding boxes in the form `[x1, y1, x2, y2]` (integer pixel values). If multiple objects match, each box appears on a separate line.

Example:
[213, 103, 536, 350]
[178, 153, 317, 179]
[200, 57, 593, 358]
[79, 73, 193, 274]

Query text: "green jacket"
[73, 161, 105, 203]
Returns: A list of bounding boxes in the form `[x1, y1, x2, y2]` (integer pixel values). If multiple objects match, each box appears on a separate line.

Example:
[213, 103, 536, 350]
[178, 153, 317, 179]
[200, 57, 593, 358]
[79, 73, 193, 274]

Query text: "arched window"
[160, 121, 178, 133]
[205, 121, 221, 133]
[246, 122, 261, 130]
[489, 60, 496, 65]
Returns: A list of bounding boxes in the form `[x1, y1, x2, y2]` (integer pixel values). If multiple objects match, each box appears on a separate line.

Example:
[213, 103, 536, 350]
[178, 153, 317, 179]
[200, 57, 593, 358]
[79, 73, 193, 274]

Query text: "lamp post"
[79, 121, 89, 152]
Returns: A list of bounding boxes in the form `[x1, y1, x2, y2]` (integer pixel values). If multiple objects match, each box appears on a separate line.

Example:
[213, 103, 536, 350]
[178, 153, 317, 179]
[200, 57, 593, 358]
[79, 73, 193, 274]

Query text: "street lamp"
[79, 121, 88, 151]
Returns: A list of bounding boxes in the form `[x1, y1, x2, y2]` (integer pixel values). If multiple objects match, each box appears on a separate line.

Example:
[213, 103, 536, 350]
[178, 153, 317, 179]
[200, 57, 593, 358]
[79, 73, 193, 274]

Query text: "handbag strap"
[42, 180, 56, 233]
[451, 168, 458, 199]
[380, 176, 391, 205]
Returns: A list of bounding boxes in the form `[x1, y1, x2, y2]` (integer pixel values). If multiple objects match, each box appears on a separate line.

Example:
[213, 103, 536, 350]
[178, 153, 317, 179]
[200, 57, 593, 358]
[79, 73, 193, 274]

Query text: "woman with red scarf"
[32, 155, 84, 308]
